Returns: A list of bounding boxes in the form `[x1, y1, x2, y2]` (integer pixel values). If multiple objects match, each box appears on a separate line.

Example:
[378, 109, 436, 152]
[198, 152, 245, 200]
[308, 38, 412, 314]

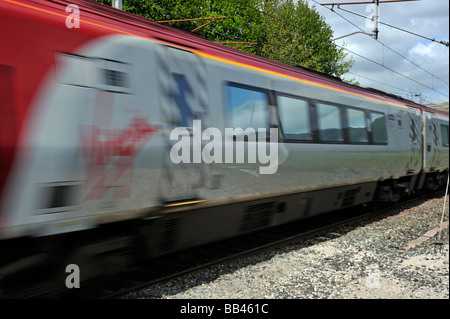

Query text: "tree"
[94, 0, 262, 53]
[93, 0, 353, 78]
[259, 0, 353, 78]
[193, 0, 263, 56]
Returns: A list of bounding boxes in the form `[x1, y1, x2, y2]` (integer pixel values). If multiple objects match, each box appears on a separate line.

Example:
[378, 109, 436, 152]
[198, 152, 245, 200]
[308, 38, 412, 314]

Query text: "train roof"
[362, 87, 448, 118]
[9, 0, 449, 117]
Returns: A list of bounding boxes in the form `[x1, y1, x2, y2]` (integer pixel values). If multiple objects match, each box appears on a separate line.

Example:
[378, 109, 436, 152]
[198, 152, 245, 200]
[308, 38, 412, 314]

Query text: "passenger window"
[347, 108, 368, 143]
[226, 84, 268, 133]
[441, 125, 449, 147]
[317, 103, 343, 142]
[102, 69, 129, 88]
[56, 53, 132, 93]
[277, 95, 312, 141]
[370, 112, 388, 144]
[173, 73, 193, 127]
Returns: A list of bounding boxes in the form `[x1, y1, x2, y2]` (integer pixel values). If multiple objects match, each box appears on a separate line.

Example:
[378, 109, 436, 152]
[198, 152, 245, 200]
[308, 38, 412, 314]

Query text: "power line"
[376, 40, 449, 86]
[348, 71, 411, 93]
[329, 4, 449, 86]
[335, 43, 448, 97]
[347, 71, 448, 104]
[312, 0, 449, 97]
[321, 0, 418, 4]
[334, 5, 449, 47]
[144, 0, 300, 66]
[210, 0, 449, 99]
[137, 1, 449, 100]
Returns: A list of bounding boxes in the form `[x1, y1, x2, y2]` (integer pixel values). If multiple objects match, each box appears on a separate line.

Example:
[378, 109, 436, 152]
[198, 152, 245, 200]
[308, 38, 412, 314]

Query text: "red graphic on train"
[78, 92, 159, 201]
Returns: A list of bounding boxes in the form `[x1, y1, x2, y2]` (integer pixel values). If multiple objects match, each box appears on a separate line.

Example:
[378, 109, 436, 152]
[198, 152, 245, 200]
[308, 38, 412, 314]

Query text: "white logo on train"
[169, 120, 279, 175]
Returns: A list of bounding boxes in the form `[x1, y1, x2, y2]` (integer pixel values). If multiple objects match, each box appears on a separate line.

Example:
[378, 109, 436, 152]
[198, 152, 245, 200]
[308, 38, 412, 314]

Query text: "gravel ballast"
[128, 194, 449, 299]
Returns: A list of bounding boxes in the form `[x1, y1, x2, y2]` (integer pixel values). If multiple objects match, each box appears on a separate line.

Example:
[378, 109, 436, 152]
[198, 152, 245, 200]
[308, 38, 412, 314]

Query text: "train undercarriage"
[1, 169, 447, 297]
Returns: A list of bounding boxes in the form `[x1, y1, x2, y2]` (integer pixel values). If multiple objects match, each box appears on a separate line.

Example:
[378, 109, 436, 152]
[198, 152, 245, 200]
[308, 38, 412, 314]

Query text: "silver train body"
[0, 0, 448, 285]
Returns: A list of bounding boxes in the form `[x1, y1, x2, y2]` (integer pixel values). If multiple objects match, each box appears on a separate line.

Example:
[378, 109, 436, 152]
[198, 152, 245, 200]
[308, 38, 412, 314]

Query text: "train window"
[56, 53, 98, 88]
[56, 53, 132, 94]
[347, 108, 368, 143]
[277, 95, 312, 141]
[441, 125, 449, 147]
[102, 69, 129, 88]
[226, 84, 268, 133]
[370, 112, 388, 144]
[100, 59, 131, 93]
[173, 73, 193, 127]
[317, 103, 344, 142]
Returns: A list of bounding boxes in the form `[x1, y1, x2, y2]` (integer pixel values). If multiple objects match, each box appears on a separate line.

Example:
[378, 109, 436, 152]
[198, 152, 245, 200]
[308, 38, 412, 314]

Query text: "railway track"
[2, 190, 443, 299]
[98, 191, 445, 299]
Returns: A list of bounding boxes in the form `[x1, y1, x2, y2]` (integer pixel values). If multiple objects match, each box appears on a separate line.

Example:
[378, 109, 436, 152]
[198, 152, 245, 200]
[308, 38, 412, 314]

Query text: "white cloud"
[310, 0, 449, 104]
[409, 41, 447, 59]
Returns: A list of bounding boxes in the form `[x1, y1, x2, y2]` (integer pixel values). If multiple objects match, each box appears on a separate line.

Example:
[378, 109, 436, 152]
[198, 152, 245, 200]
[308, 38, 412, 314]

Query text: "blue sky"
[309, 0, 449, 105]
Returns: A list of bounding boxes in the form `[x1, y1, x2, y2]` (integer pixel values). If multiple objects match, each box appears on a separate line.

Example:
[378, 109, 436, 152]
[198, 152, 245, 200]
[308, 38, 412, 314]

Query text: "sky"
[308, 0, 449, 105]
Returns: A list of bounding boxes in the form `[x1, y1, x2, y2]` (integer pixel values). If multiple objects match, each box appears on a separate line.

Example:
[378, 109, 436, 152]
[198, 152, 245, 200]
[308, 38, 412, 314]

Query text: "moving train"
[0, 0, 448, 293]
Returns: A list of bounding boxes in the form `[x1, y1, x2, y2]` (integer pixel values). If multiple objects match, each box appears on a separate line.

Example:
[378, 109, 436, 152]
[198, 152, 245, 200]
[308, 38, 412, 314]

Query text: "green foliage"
[258, 0, 353, 78]
[93, 0, 353, 78]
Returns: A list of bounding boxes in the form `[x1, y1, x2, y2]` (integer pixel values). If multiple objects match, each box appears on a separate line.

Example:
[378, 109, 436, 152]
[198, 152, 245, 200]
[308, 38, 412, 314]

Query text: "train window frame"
[369, 111, 388, 145]
[56, 53, 132, 94]
[345, 107, 369, 144]
[276, 93, 313, 142]
[224, 82, 270, 141]
[316, 102, 345, 144]
[441, 124, 449, 147]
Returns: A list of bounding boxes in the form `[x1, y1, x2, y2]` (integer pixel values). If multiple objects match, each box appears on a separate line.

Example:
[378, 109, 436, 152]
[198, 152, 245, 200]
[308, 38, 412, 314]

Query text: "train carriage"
[0, 0, 448, 290]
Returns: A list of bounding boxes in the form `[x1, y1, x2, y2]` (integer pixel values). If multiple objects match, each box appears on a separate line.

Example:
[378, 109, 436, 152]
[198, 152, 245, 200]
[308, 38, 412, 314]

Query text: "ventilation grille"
[56, 53, 132, 94]
[240, 202, 275, 232]
[158, 219, 180, 253]
[342, 188, 359, 208]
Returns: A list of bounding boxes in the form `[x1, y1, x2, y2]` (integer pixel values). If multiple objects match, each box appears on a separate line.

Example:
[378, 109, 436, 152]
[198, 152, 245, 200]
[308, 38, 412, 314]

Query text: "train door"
[406, 108, 422, 172]
[154, 44, 211, 205]
[424, 113, 440, 170]
[425, 114, 444, 170]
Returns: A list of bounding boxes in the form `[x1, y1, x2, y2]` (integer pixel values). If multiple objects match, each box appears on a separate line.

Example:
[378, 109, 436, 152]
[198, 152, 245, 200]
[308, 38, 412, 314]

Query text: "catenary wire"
[144, 1, 449, 101]
[311, 0, 449, 98]
[335, 4, 449, 47]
